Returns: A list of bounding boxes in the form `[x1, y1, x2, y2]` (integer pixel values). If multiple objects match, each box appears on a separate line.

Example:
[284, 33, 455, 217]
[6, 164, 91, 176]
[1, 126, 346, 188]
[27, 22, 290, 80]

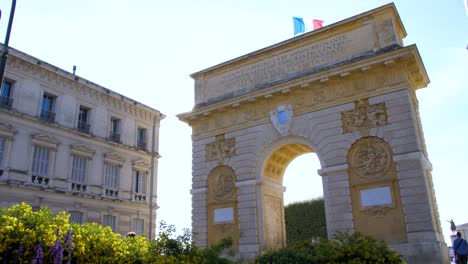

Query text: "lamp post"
[0, 0, 16, 87]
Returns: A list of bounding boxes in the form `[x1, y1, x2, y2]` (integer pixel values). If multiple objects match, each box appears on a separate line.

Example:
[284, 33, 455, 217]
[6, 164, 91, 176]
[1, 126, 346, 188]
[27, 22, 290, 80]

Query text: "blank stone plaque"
[360, 186, 392, 208]
[214, 207, 234, 223]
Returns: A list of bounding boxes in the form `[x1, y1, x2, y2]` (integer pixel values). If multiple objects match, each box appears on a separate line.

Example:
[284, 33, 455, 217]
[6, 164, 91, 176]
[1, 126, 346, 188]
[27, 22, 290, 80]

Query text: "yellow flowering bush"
[0, 202, 70, 263]
[0, 203, 234, 264]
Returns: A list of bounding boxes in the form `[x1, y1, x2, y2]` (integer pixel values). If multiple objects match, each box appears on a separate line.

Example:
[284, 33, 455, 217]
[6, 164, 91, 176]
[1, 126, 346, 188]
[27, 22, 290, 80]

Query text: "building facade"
[0, 45, 164, 239]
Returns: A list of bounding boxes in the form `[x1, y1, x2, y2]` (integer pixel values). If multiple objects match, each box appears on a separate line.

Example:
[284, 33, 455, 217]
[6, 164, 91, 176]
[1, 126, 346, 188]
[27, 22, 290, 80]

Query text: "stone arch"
[255, 136, 322, 251]
[179, 4, 448, 262]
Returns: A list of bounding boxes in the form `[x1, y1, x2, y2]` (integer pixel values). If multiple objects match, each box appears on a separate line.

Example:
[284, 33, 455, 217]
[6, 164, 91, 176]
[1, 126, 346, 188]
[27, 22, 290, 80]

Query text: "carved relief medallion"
[208, 166, 236, 201]
[270, 105, 293, 135]
[349, 137, 391, 179]
[206, 134, 236, 163]
[341, 99, 388, 133]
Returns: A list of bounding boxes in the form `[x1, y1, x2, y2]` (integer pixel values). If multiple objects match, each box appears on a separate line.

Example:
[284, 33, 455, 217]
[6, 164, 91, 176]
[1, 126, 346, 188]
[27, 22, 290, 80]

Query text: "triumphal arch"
[178, 4, 447, 263]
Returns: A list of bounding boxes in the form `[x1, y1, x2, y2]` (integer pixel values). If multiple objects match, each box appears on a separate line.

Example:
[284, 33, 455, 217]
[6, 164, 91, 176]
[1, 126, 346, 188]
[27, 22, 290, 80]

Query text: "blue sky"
[0, 0, 466, 245]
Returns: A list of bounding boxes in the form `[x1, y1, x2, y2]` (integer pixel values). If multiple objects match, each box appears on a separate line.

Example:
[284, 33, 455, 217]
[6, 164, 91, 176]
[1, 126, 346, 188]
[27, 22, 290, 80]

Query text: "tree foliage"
[284, 197, 327, 243]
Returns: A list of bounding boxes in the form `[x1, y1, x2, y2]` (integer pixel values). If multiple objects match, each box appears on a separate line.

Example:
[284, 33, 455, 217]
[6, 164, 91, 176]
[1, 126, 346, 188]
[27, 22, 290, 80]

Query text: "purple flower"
[15, 244, 25, 262]
[32, 243, 44, 264]
[64, 229, 73, 264]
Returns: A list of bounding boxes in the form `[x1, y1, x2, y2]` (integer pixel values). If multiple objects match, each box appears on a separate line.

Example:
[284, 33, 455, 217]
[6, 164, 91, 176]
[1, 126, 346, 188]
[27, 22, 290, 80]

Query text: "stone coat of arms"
[270, 105, 293, 135]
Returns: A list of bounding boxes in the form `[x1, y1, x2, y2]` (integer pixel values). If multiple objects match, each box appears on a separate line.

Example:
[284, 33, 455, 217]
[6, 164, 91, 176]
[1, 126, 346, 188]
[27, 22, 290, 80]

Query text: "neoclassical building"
[0, 45, 164, 238]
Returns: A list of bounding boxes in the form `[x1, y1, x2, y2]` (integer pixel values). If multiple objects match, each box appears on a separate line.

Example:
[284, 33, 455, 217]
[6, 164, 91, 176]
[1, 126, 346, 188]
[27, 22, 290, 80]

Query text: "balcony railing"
[71, 183, 87, 193]
[134, 193, 147, 202]
[77, 121, 91, 134]
[0, 96, 13, 109]
[108, 132, 121, 143]
[136, 141, 147, 151]
[40, 110, 55, 123]
[31, 175, 49, 188]
[105, 188, 119, 198]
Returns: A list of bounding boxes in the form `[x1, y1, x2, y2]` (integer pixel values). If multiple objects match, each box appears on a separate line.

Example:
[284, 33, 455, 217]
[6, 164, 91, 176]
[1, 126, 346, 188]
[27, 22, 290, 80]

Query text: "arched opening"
[258, 140, 324, 251]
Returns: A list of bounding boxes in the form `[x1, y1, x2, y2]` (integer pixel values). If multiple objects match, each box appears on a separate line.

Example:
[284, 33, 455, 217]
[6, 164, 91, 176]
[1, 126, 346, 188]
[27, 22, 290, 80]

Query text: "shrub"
[255, 232, 404, 264]
[284, 197, 327, 244]
[0, 203, 234, 264]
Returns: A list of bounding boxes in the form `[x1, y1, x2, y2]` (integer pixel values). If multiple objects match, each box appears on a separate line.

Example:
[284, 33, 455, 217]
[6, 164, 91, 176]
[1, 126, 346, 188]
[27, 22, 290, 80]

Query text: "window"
[77, 106, 91, 133]
[31, 146, 51, 187]
[104, 162, 120, 197]
[0, 138, 5, 165]
[40, 94, 56, 123]
[134, 170, 147, 202]
[71, 156, 88, 192]
[32, 146, 50, 177]
[133, 218, 144, 235]
[109, 117, 121, 143]
[136, 127, 147, 151]
[69, 211, 83, 224]
[103, 215, 116, 231]
[0, 80, 13, 109]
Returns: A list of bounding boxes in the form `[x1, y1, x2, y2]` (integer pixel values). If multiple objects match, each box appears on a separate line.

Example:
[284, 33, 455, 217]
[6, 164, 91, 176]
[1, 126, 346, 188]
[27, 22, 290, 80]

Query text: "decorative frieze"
[341, 99, 388, 133]
[205, 134, 236, 163]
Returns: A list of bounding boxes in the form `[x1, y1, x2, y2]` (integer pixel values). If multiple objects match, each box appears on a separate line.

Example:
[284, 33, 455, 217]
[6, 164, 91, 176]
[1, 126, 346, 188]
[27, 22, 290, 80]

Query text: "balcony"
[40, 110, 55, 123]
[108, 132, 121, 143]
[0, 96, 13, 109]
[136, 141, 147, 151]
[77, 121, 91, 134]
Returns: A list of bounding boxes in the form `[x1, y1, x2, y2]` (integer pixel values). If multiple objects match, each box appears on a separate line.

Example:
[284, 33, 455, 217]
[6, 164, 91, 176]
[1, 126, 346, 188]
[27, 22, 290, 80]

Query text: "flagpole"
[0, 0, 17, 88]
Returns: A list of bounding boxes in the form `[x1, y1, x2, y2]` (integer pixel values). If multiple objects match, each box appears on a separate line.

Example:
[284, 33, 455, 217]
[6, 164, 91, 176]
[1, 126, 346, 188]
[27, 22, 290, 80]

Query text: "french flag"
[293, 17, 324, 36]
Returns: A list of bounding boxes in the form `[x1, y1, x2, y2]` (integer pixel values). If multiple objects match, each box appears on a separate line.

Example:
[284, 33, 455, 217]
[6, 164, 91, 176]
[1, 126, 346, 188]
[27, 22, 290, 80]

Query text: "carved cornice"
[0, 122, 16, 138]
[179, 46, 427, 141]
[31, 134, 60, 150]
[104, 152, 125, 165]
[5, 48, 164, 122]
[70, 144, 96, 158]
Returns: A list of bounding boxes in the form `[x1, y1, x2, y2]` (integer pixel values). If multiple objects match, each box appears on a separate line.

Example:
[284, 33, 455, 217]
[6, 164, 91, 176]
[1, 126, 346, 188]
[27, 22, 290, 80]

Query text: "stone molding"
[235, 179, 257, 188]
[317, 163, 349, 176]
[31, 134, 60, 150]
[0, 122, 16, 138]
[104, 152, 125, 166]
[190, 187, 208, 195]
[70, 144, 95, 159]
[393, 151, 432, 171]
[132, 160, 151, 172]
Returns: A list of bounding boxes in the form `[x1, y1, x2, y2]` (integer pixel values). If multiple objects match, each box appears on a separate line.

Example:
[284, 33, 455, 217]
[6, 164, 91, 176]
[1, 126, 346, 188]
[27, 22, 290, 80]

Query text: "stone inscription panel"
[203, 23, 375, 101]
[360, 186, 392, 208]
[214, 207, 234, 223]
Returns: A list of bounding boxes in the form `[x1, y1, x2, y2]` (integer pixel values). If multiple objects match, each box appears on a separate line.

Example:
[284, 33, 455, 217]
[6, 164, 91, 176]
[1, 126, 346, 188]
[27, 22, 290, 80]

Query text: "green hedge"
[255, 232, 405, 264]
[285, 197, 327, 243]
